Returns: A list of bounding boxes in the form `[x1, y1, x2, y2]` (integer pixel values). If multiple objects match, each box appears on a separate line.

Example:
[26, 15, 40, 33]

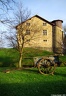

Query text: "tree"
[6, 2, 42, 68]
[0, 0, 15, 48]
[0, 31, 3, 48]
[63, 26, 66, 54]
[16, 21, 42, 68]
[0, 0, 14, 7]
[0, 0, 15, 22]
[64, 25, 66, 35]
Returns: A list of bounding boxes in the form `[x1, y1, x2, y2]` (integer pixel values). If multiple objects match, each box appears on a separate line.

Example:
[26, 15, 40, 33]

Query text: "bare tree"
[16, 21, 42, 68]
[0, 0, 16, 48]
[0, 0, 12, 12]
[6, 2, 42, 68]
[14, 2, 31, 25]
[56, 26, 66, 54]
[0, 0, 15, 22]
[0, 32, 3, 48]
[64, 25, 66, 35]
[63, 26, 66, 54]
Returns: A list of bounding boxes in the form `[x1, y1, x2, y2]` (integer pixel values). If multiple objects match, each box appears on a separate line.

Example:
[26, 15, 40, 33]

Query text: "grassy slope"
[0, 48, 19, 67]
[0, 48, 66, 67]
[0, 48, 66, 96]
[0, 67, 66, 96]
[0, 48, 53, 67]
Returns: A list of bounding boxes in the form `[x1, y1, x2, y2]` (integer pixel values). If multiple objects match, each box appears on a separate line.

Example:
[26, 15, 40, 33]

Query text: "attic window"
[43, 22, 47, 26]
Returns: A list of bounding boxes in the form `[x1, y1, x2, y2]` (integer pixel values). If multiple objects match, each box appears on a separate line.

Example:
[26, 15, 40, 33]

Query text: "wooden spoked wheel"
[37, 58, 56, 75]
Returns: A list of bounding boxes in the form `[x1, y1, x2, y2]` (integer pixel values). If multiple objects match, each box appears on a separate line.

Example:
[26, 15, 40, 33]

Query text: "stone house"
[16, 15, 63, 53]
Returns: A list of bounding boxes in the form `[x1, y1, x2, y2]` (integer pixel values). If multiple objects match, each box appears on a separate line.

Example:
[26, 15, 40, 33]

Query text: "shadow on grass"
[23, 68, 39, 74]
[55, 72, 66, 77]
[0, 67, 66, 96]
[23, 68, 66, 78]
[0, 80, 66, 96]
[0, 57, 16, 67]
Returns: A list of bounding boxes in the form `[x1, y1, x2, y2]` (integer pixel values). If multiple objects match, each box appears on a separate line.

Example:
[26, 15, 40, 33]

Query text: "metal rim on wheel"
[37, 58, 56, 75]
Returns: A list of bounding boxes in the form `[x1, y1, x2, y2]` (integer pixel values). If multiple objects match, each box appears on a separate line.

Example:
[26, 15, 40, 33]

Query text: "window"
[26, 23, 30, 26]
[26, 30, 30, 35]
[43, 30, 47, 35]
[27, 39, 30, 42]
[43, 40, 47, 42]
[43, 22, 47, 26]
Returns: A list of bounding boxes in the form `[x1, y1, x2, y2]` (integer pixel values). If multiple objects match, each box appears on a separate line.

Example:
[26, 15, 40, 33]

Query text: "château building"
[16, 15, 63, 53]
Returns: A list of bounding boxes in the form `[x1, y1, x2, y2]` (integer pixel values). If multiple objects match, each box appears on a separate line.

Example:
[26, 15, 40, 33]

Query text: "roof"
[16, 15, 63, 29]
[16, 15, 53, 29]
[32, 15, 53, 25]
[51, 19, 63, 23]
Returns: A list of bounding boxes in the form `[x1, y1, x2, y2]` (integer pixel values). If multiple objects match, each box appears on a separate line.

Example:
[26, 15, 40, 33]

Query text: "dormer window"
[43, 22, 47, 26]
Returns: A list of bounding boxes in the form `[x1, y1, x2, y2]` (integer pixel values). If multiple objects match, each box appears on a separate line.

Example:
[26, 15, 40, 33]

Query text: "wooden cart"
[33, 55, 61, 75]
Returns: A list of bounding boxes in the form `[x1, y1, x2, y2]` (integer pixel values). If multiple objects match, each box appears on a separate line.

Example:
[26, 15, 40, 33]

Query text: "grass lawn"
[0, 48, 54, 67]
[0, 48, 66, 96]
[0, 48, 66, 67]
[0, 67, 66, 96]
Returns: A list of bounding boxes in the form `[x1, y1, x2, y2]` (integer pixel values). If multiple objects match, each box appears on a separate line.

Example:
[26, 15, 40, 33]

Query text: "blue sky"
[20, 0, 66, 25]
[0, 0, 66, 47]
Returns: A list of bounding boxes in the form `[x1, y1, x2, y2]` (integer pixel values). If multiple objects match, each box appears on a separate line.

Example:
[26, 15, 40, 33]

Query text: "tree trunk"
[18, 53, 22, 68]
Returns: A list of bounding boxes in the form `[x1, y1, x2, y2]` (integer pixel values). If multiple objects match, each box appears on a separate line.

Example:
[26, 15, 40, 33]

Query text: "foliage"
[0, 67, 66, 96]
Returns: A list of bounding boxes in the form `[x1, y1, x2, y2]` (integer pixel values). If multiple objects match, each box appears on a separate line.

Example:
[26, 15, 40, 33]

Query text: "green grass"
[0, 67, 66, 96]
[0, 48, 53, 67]
[0, 48, 66, 96]
[0, 48, 66, 67]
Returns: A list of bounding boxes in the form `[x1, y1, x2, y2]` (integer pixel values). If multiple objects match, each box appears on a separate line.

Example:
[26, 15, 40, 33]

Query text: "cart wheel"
[63, 62, 66, 66]
[49, 64, 56, 75]
[37, 58, 56, 75]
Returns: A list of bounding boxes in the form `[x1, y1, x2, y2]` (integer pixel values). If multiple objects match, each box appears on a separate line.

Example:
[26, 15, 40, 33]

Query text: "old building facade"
[16, 15, 63, 53]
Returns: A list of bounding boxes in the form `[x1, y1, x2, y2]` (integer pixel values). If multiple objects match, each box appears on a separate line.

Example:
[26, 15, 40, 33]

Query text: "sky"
[20, 0, 66, 25]
[0, 0, 66, 47]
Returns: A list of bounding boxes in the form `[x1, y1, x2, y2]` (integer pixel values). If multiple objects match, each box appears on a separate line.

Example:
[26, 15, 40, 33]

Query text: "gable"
[33, 15, 52, 25]
[16, 15, 53, 29]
